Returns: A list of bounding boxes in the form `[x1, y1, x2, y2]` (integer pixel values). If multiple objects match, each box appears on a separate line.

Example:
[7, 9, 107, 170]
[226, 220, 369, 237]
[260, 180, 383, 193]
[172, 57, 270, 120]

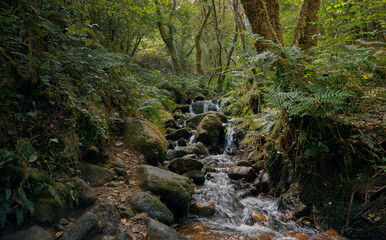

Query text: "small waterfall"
[189, 130, 196, 143]
[203, 101, 209, 113]
[187, 100, 196, 117]
[224, 127, 237, 155]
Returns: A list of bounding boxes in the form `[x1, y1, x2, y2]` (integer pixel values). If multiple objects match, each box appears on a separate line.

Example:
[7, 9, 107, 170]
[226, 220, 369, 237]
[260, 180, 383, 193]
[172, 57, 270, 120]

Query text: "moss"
[29, 168, 50, 183]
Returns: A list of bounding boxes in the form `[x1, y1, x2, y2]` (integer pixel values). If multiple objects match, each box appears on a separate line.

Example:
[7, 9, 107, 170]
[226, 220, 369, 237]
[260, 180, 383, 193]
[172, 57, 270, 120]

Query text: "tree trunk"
[195, 6, 212, 75]
[209, 0, 224, 85]
[292, 0, 321, 50]
[156, 4, 182, 74]
[240, 0, 283, 51]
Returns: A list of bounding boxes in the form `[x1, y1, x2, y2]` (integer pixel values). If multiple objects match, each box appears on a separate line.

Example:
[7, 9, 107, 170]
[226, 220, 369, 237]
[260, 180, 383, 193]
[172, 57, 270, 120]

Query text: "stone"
[190, 202, 215, 216]
[177, 138, 187, 147]
[81, 162, 115, 187]
[227, 166, 256, 182]
[165, 128, 191, 141]
[33, 197, 71, 224]
[75, 178, 96, 206]
[166, 142, 207, 161]
[129, 192, 174, 225]
[174, 104, 190, 113]
[252, 169, 271, 193]
[146, 217, 188, 240]
[250, 211, 269, 222]
[3, 226, 54, 240]
[194, 114, 225, 151]
[192, 100, 218, 114]
[186, 111, 227, 128]
[183, 170, 205, 185]
[237, 160, 250, 167]
[157, 110, 178, 129]
[173, 110, 188, 121]
[285, 231, 308, 240]
[138, 165, 194, 220]
[112, 157, 125, 168]
[278, 183, 307, 217]
[124, 117, 168, 166]
[182, 154, 198, 159]
[168, 158, 203, 175]
[92, 201, 121, 223]
[168, 140, 175, 149]
[61, 212, 98, 240]
[114, 167, 129, 179]
[310, 230, 344, 240]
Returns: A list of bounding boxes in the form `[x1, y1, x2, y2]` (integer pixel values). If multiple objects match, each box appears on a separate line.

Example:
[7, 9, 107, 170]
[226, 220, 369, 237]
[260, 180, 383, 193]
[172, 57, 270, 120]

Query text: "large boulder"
[124, 117, 168, 166]
[227, 166, 256, 182]
[138, 165, 194, 220]
[61, 212, 98, 240]
[186, 111, 227, 128]
[166, 142, 207, 161]
[33, 197, 71, 224]
[146, 217, 188, 240]
[194, 114, 225, 151]
[3, 226, 54, 240]
[129, 192, 174, 225]
[165, 128, 191, 141]
[81, 162, 115, 187]
[168, 158, 203, 175]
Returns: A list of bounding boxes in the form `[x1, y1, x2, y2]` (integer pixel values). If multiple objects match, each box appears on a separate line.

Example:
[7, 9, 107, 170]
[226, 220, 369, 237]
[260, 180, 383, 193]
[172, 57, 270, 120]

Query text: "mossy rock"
[156, 110, 177, 134]
[138, 165, 194, 220]
[124, 117, 168, 166]
[194, 114, 225, 151]
[165, 142, 207, 161]
[186, 111, 227, 128]
[33, 197, 71, 224]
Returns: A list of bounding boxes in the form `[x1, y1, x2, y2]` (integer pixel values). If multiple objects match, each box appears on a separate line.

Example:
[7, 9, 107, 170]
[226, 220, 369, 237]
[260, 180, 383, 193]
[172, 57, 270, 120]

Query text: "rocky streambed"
[2, 99, 347, 240]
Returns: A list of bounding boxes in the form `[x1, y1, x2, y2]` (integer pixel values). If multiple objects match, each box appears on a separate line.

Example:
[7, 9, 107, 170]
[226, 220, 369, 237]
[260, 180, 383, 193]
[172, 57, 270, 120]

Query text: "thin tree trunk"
[209, 0, 223, 85]
[195, 6, 212, 75]
[130, 34, 143, 57]
[293, 0, 321, 50]
[156, 4, 182, 74]
[219, 25, 239, 85]
[234, 0, 247, 49]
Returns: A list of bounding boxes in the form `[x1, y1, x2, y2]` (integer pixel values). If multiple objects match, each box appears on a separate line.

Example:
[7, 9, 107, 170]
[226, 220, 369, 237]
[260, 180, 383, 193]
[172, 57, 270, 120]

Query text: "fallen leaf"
[368, 213, 375, 218]
[55, 231, 64, 238]
[374, 216, 381, 222]
[328, 201, 332, 206]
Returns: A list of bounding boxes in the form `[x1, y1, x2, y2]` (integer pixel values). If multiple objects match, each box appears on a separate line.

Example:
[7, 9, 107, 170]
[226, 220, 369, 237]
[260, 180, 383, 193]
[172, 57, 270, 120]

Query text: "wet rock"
[278, 183, 307, 217]
[194, 95, 205, 101]
[182, 154, 198, 159]
[285, 231, 308, 240]
[252, 169, 271, 193]
[190, 202, 215, 216]
[33, 197, 71, 224]
[227, 166, 256, 182]
[168, 158, 203, 175]
[183, 170, 205, 185]
[250, 211, 269, 222]
[194, 114, 225, 151]
[166, 142, 206, 160]
[75, 178, 96, 206]
[124, 117, 168, 166]
[186, 111, 227, 128]
[138, 165, 194, 220]
[146, 217, 188, 240]
[237, 160, 250, 167]
[165, 128, 191, 141]
[3, 226, 54, 240]
[81, 162, 115, 187]
[177, 138, 187, 147]
[310, 229, 344, 240]
[168, 140, 175, 149]
[112, 157, 125, 168]
[61, 212, 98, 240]
[129, 192, 174, 225]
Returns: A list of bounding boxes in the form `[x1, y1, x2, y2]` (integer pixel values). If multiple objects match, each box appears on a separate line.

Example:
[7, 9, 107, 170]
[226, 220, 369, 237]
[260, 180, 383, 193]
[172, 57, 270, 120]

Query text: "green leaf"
[50, 138, 59, 143]
[85, 19, 91, 26]
[85, 39, 93, 47]
[15, 208, 23, 225]
[67, 25, 76, 34]
[29, 154, 38, 162]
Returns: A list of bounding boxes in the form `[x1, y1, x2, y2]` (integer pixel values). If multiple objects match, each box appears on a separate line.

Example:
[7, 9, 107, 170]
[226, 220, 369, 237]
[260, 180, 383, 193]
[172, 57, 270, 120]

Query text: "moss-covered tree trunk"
[156, 6, 183, 74]
[240, 0, 283, 51]
[195, 6, 212, 75]
[292, 0, 321, 50]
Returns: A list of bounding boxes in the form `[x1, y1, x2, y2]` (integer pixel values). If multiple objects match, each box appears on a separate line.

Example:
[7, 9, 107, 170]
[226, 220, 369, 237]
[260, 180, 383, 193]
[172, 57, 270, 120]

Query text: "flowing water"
[173, 100, 327, 239]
